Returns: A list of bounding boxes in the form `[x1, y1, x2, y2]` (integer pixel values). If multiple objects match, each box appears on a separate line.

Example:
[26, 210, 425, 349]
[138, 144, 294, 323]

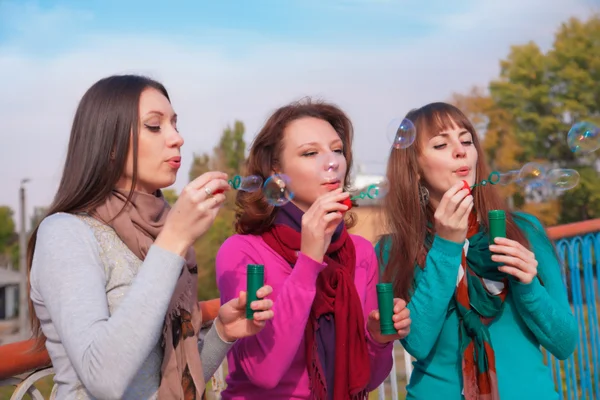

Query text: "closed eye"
[145, 124, 160, 132]
[302, 151, 317, 157]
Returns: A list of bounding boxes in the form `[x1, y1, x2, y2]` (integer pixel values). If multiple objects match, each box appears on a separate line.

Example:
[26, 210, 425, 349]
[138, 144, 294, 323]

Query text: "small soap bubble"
[517, 162, 547, 189]
[546, 168, 580, 191]
[315, 152, 346, 184]
[366, 179, 390, 199]
[499, 170, 519, 185]
[386, 118, 416, 150]
[239, 175, 263, 192]
[263, 174, 294, 206]
[567, 121, 600, 155]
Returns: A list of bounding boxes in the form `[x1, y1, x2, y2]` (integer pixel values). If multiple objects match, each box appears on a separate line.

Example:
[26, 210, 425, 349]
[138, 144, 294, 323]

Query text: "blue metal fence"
[378, 231, 600, 400]
[548, 232, 599, 400]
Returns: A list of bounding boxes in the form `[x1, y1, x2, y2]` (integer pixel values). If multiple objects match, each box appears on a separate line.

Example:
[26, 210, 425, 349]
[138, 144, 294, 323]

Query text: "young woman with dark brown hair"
[376, 102, 577, 399]
[215, 98, 411, 399]
[27, 75, 274, 400]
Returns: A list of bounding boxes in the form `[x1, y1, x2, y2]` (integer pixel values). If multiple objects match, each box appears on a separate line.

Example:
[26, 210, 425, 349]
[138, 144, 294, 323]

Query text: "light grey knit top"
[29, 212, 232, 400]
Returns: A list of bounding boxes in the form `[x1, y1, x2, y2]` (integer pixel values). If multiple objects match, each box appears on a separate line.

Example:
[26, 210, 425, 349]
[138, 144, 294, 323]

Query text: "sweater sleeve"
[29, 213, 186, 400]
[509, 213, 578, 360]
[376, 235, 465, 360]
[215, 235, 326, 389]
[198, 323, 234, 382]
[360, 239, 394, 390]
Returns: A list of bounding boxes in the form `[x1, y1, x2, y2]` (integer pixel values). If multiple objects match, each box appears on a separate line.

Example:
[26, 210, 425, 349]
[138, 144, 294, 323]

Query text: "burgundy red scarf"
[261, 204, 370, 400]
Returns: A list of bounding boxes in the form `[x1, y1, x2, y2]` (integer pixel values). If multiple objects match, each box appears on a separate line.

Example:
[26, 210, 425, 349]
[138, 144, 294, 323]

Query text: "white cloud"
[0, 1, 93, 53]
[0, 0, 593, 229]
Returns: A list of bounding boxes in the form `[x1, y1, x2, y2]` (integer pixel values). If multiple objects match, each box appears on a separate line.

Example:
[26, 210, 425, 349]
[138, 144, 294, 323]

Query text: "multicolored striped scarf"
[426, 213, 509, 400]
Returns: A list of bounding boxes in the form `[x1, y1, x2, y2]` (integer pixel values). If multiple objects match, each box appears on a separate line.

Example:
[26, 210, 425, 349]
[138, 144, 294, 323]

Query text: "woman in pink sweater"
[215, 98, 411, 399]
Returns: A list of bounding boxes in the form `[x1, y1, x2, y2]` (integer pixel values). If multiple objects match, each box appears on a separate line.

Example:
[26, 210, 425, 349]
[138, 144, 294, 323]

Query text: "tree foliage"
[0, 206, 18, 267]
[451, 14, 600, 224]
[162, 189, 179, 206]
[189, 120, 247, 300]
[0, 206, 16, 253]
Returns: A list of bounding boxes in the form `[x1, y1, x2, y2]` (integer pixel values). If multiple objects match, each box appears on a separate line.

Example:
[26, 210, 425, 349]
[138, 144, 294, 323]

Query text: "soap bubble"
[263, 174, 294, 206]
[517, 162, 547, 189]
[239, 175, 263, 192]
[386, 118, 416, 150]
[497, 170, 520, 186]
[315, 152, 346, 184]
[567, 122, 600, 155]
[545, 168, 580, 191]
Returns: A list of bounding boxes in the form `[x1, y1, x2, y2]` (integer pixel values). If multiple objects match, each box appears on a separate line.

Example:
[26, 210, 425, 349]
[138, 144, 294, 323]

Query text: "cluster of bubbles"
[479, 119, 600, 192]
[383, 116, 600, 195]
[470, 163, 580, 192]
[227, 174, 295, 207]
[315, 151, 390, 203]
[227, 119, 599, 207]
[230, 151, 390, 210]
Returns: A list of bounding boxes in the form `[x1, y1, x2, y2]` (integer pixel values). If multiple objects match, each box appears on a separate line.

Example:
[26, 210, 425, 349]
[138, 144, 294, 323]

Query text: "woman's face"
[117, 87, 184, 193]
[417, 121, 478, 208]
[277, 117, 347, 212]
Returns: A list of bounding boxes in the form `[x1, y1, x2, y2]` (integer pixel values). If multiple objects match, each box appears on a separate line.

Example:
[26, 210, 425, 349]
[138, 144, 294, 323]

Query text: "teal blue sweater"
[375, 213, 577, 400]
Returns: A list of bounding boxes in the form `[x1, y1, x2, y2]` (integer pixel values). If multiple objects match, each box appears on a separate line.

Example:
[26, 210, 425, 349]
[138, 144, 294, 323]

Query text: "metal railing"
[1, 220, 599, 399]
[0, 299, 223, 399]
[375, 219, 600, 400]
[548, 231, 600, 400]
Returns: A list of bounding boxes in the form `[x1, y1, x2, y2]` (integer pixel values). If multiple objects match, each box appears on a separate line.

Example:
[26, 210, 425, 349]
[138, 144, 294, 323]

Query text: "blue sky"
[0, 0, 471, 51]
[0, 0, 596, 228]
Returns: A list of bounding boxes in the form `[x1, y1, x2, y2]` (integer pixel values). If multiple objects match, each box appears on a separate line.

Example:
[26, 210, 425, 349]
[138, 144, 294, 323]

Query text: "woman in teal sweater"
[375, 102, 577, 400]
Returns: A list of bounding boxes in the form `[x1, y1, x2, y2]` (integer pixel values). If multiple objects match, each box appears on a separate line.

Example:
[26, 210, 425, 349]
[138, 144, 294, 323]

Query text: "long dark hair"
[235, 97, 356, 235]
[27, 75, 170, 348]
[380, 102, 530, 301]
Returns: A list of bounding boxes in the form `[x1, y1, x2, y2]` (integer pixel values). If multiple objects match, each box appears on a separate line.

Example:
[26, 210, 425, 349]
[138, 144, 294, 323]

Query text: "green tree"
[547, 15, 600, 164]
[190, 121, 247, 300]
[0, 206, 18, 268]
[489, 41, 562, 162]
[454, 14, 600, 223]
[189, 120, 247, 180]
[218, 120, 247, 173]
[194, 207, 237, 300]
[557, 166, 600, 223]
[489, 14, 600, 164]
[0, 206, 16, 254]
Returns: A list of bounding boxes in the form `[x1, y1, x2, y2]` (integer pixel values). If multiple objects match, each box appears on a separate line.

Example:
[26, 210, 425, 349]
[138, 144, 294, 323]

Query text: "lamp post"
[19, 178, 30, 338]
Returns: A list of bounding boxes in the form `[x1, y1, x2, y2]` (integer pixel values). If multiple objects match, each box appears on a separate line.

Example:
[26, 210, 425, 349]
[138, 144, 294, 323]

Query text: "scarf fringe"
[309, 330, 328, 400]
[263, 214, 371, 400]
[93, 189, 205, 398]
[351, 389, 369, 400]
[160, 275, 196, 347]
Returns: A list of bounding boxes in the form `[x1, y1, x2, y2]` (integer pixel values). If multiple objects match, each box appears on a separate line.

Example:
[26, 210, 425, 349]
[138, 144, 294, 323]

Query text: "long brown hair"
[235, 97, 355, 235]
[379, 102, 530, 301]
[27, 75, 170, 349]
